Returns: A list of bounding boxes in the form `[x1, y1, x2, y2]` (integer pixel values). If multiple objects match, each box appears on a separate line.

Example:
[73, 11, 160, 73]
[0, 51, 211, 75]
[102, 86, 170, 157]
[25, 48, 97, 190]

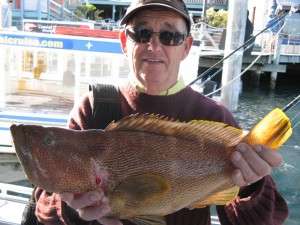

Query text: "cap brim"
[120, 3, 191, 27]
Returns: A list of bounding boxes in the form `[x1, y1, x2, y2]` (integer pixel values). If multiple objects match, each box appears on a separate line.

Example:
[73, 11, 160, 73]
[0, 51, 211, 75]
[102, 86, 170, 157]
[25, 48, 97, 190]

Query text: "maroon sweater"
[34, 84, 288, 225]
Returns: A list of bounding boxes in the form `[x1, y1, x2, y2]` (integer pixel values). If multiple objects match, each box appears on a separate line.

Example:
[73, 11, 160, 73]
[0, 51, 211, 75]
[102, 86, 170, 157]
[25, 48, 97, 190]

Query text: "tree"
[206, 7, 228, 28]
[74, 3, 97, 20]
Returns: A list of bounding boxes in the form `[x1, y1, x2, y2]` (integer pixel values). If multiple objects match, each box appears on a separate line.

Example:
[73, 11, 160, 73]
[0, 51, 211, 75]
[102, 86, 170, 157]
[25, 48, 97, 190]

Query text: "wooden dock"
[192, 22, 300, 89]
[198, 51, 300, 73]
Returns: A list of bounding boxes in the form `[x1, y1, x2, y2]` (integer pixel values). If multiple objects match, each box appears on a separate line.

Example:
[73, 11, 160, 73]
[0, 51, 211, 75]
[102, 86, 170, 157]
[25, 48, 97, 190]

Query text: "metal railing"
[0, 183, 32, 204]
[191, 22, 226, 52]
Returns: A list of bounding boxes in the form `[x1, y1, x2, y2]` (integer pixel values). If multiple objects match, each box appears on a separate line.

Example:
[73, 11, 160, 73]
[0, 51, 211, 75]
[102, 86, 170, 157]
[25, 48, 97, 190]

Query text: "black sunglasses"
[125, 27, 187, 46]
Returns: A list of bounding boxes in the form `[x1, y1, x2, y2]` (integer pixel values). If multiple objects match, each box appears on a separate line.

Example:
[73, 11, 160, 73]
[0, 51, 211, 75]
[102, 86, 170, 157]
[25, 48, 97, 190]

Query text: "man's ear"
[119, 30, 127, 55]
[182, 36, 193, 60]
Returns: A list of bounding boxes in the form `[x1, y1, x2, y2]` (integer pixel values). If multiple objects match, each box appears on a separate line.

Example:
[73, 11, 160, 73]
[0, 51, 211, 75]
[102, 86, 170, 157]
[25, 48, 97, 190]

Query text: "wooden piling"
[270, 35, 282, 89]
[220, 0, 248, 111]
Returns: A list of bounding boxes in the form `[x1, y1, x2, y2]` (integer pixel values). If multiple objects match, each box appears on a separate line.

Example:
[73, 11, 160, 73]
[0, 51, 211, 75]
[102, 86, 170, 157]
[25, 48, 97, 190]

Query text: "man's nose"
[147, 34, 162, 51]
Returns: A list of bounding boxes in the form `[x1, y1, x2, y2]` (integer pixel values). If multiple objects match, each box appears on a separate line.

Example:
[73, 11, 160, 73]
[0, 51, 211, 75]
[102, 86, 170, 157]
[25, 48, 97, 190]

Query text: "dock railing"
[280, 32, 300, 55]
[260, 30, 300, 55]
[191, 22, 226, 53]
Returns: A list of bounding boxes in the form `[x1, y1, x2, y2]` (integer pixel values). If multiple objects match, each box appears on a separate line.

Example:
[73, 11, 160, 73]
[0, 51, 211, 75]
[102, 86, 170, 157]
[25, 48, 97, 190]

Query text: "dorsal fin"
[105, 114, 245, 147]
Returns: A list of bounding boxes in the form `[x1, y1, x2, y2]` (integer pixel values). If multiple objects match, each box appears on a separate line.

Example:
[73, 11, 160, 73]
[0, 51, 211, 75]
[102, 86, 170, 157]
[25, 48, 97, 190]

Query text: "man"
[33, 0, 288, 225]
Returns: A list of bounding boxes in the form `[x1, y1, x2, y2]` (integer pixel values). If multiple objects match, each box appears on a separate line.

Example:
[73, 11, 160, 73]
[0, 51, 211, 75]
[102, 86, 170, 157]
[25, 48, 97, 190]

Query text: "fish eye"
[43, 135, 55, 146]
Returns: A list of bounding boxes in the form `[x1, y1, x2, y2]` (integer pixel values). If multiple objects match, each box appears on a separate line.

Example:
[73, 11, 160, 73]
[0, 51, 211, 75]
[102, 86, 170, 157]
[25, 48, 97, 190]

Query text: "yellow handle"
[245, 108, 292, 150]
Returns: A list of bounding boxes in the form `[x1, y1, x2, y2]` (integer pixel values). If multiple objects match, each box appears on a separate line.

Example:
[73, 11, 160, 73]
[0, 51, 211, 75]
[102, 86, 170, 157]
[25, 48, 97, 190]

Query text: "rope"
[197, 40, 258, 88]
[294, 120, 300, 129]
[283, 94, 300, 112]
[205, 53, 263, 97]
[291, 110, 300, 123]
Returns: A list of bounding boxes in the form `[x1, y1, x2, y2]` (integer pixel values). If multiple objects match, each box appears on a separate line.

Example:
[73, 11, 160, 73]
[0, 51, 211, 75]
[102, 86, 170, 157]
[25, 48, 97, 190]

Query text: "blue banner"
[0, 32, 122, 53]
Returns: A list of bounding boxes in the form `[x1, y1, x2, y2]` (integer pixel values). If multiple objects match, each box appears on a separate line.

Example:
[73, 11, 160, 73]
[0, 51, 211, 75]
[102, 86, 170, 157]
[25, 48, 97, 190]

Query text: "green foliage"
[206, 7, 228, 28]
[74, 3, 98, 20]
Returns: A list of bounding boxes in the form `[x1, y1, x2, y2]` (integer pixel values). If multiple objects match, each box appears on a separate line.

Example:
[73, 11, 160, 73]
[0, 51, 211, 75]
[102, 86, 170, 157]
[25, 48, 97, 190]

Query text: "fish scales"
[11, 124, 235, 217]
[10, 110, 292, 219]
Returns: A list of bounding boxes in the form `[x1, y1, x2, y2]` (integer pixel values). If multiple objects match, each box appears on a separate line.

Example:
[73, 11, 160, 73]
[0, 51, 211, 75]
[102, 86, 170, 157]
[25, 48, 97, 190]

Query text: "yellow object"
[33, 66, 42, 79]
[246, 108, 292, 150]
[17, 78, 27, 90]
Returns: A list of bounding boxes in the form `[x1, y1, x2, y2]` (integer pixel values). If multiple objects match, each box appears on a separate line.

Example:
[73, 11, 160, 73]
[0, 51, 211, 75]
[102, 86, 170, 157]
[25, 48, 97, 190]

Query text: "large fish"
[10, 108, 292, 220]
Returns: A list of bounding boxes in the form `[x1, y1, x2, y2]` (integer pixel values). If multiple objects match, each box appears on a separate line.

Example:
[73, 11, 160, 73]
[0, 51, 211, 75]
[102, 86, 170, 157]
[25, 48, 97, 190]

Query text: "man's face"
[120, 9, 193, 95]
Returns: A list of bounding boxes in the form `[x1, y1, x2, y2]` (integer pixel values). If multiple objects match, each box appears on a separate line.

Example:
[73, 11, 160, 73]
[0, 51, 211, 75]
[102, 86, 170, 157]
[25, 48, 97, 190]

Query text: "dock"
[192, 9, 300, 89]
[194, 24, 299, 64]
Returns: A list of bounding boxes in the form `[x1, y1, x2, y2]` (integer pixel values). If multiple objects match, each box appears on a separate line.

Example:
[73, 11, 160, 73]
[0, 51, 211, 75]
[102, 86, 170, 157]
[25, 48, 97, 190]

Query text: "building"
[6, 0, 228, 29]
[9, 0, 80, 28]
[86, 0, 228, 21]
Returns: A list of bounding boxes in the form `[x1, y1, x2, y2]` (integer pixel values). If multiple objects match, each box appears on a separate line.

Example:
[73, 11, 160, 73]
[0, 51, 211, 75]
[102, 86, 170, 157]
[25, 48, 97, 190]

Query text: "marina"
[0, 0, 300, 224]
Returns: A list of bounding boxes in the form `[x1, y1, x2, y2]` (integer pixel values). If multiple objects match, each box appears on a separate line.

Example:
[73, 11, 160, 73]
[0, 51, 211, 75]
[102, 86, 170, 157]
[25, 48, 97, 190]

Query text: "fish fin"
[129, 215, 166, 225]
[188, 186, 240, 208]
[113, 174, 170, 204]
[187, 120, 244, 147]
[245, 108, 292, 150]
[106, 114, 244, 147]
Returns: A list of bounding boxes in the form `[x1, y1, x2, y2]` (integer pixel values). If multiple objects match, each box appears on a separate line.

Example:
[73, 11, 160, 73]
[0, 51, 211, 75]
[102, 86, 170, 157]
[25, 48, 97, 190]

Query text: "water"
[234, 72, 300, 225]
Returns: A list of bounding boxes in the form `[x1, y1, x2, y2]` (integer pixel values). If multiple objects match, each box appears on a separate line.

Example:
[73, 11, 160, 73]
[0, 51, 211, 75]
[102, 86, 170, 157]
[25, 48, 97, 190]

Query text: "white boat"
[0, 183, 32, 225]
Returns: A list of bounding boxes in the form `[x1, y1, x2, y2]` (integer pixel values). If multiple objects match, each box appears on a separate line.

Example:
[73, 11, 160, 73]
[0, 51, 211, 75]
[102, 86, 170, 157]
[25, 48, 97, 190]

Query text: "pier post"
[221, 0, 248, 111]
[270, 34, 281, 89]
[202, 0, 207, 17]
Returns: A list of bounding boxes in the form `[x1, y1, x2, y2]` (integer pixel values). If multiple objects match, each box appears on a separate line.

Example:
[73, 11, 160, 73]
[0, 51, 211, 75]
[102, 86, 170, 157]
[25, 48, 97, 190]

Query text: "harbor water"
[234, 71, 300, 225]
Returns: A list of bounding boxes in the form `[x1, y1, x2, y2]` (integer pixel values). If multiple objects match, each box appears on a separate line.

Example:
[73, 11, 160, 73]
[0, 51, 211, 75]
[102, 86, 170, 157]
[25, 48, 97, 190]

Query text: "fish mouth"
[10, 124, 26, 151]
[10, 124, 31, 168]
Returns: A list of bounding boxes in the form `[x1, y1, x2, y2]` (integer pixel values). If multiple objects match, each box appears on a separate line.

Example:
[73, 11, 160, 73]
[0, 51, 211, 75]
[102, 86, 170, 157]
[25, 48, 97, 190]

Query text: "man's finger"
[254, 145, 283, 167]
[237, 144, 272, 177]
[60, 192, 74, 203]
[231, 149, 258, 184]
[78, 200, 111, 221]
[231, 169, 247, 187]
[66, 191, 104, 210]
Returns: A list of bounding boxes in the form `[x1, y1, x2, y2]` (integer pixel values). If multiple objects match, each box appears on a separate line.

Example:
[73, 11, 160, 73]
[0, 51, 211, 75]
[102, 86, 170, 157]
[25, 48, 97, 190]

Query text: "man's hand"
[231, 143, 283, 187]
[59, 191, 122, 225]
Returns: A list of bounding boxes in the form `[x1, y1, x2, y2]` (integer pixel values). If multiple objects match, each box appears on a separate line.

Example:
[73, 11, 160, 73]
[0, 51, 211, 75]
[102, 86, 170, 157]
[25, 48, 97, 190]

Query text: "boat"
[0, 182, 32, 225]
[23, 19, 121, 39]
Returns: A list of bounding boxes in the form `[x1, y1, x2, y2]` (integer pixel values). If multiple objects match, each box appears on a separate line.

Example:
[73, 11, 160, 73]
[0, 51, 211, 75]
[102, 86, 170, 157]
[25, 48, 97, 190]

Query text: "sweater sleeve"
[216, 175, 288, 225]
[68, 93, 94, 130]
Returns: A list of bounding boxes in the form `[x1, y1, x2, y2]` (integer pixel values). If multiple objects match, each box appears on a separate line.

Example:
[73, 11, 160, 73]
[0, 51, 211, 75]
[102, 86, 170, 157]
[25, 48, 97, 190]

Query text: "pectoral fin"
[113, 174, 170, 206]
[188, 186, 240, 209]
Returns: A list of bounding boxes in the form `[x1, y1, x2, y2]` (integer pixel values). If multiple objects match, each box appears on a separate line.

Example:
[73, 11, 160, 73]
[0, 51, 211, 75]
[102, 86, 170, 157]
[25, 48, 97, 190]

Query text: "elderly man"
[30, 0, 288, 225]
